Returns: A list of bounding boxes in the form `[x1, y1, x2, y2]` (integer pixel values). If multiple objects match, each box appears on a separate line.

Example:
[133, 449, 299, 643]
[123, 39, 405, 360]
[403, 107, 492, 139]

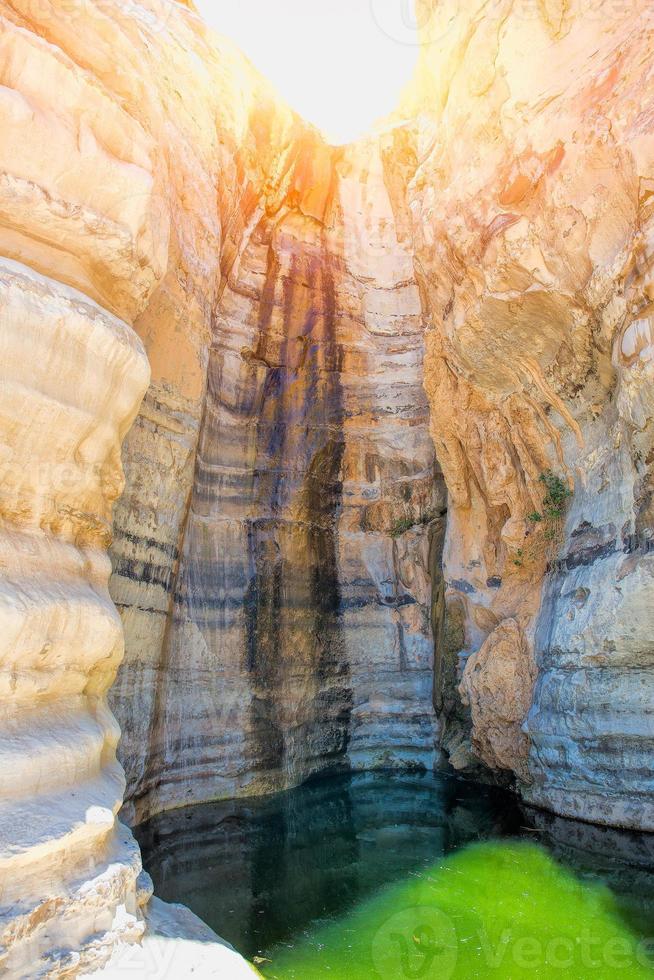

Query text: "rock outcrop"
[0, 0, 164, 968]
[0, 260, 149, 975]
[0, 0, 294, 971]
[86, 895, 260, 979]
[404, 0, 654, 828]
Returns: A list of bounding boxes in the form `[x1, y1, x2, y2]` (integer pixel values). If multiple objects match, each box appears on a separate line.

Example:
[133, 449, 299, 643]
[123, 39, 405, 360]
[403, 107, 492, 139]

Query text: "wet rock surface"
[122, 136, 444, 821]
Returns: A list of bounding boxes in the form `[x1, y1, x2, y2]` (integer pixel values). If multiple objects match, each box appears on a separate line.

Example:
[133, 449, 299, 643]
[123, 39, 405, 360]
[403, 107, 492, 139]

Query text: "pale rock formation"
[0, 258, 150, 975]
[2, 0, 654, 975]
[404, 0, 654, 827]
[0, 0, 444, 971]
[87, 896, 259, 980]
[0, 0, 277, 970]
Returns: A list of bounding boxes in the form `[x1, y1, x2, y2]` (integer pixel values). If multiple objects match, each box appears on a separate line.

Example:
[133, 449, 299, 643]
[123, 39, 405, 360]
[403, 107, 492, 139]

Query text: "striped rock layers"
[3, 1, 654, 976]
[0, 0, 291, 972]
[117, 134, 445, 822]
[0, 261, 149, 974]
[404, 0, 654, 828]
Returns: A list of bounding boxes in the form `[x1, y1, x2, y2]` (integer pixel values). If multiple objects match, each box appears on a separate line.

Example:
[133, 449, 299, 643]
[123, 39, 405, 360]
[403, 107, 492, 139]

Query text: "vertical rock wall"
[0, 0, 444, 885]
[403, 0, 654, 828]
[0, 261, 150, 977]
[4, 6, 654, 976]
[0, 5, 162, 969]
[126, 131, 444, 822]
[0, 0, 299, 971]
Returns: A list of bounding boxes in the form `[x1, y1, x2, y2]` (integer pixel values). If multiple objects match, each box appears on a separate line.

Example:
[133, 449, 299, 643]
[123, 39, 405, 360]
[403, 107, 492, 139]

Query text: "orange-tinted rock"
[459, 619, 536, 778]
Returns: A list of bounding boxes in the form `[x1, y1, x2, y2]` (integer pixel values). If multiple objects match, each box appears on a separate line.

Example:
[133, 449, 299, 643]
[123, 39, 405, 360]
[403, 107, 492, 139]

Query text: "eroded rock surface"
[404, 0, 654, 827]
[119, 129, 444, 821]
[2, 0, 654, 974]
[0, 0, 294, 971]
[0, 258, 149, 976]
[108, 0, 654, 834]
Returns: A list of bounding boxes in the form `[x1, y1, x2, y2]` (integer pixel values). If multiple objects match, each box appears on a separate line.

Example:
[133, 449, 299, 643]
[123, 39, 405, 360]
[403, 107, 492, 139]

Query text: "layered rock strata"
[0, 0, 296, 971]
[404, 0, 654, 828]
[124, 132, 444, 821]
[0, 4, 163, 968]
[3, 0, 654, 974]
[0, 259, 149, 975]
[0, 0, 444, 837]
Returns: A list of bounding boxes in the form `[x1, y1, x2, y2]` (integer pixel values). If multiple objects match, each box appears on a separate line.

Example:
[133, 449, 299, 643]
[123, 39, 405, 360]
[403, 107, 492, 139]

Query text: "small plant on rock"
[389, 516, 415, 538]
[521, 470, 573, 565]
[388, 509, 441, 539]
[537, 470, 573, 519]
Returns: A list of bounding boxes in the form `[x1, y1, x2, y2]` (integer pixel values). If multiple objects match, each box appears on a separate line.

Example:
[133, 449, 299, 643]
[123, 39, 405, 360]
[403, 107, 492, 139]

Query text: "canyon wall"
[22, 0, 444, 824]
[0, 2, 444, 968]
[0, 0, 298, 971]
[0, 258, 149, 976]
[403, 0, 654, 828]
[117, 128, 445, 822]
[107, 0, 654, 836]
[2, 0, 654, 974]
[0, 3, 160, 969]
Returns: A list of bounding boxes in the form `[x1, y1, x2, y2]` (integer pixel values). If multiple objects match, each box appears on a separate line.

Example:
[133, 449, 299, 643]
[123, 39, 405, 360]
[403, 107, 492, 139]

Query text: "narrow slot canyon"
[1, 0, 654, 977]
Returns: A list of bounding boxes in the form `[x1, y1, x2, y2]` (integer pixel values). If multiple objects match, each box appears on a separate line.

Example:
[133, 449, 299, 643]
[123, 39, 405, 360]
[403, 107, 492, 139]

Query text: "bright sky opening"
[193, 0, 420, 145]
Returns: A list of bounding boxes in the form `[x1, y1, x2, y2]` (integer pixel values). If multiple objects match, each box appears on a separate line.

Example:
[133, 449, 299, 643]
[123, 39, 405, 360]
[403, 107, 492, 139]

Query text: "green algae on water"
[262, 840, 654, 979]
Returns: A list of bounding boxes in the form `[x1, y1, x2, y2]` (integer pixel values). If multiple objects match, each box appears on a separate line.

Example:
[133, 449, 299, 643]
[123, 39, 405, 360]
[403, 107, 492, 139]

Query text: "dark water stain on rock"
[243, 224, 352, 783]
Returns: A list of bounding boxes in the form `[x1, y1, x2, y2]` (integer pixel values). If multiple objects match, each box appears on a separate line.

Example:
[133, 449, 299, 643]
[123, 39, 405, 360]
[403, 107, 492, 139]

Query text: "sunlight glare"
[192, 0, 420, 145]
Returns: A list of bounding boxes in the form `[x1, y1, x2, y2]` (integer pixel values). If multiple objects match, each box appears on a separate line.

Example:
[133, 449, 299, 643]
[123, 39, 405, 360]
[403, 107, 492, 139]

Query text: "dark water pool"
[136, 772, 654, 978]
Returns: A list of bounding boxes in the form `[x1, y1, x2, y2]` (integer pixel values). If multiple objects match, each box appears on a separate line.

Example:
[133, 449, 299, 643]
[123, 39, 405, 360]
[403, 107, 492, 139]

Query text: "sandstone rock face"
[404, 0, 654, 828]
[0, 1, 290, 970]
[0, 258, 149, 975]
[120, 130, 444, 821]
[0, 7, 162, 963]
[459, 619, 536, 779]
[0, 0, 443, 829]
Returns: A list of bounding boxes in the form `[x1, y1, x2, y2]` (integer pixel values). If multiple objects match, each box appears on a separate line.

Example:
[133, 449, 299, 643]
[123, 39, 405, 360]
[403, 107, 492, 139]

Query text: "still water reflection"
[137, 772, 654, 978]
